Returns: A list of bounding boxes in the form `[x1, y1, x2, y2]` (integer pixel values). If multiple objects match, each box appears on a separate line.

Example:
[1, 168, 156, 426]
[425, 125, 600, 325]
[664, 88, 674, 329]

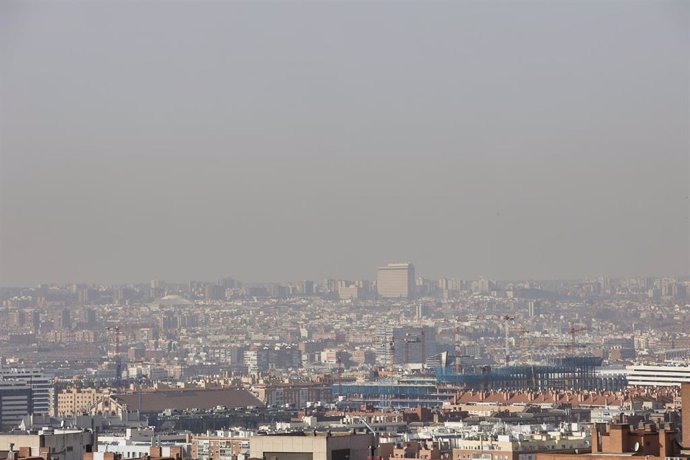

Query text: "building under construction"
[435, 356, 626, 391]
[335, 356, 626, 408]
[335, 377, 455, 408]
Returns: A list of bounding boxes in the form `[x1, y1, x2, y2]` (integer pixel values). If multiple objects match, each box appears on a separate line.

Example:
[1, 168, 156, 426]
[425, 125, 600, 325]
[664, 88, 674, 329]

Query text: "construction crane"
[566, 322, 588, 355]
[502, 316, 515, 365]
[453, 326, 464, 373]
[335, 356, 343, 398]
[557, 322, 589, 389]
[420, 329, 426, 368]
[106, 326, 122, 387]
[456, 314, 520, 365]
[505, 325, 529, 365]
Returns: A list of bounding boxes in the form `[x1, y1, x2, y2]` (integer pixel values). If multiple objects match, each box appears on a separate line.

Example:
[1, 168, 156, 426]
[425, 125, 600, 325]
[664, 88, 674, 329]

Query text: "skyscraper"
[377, 263, 415, 299]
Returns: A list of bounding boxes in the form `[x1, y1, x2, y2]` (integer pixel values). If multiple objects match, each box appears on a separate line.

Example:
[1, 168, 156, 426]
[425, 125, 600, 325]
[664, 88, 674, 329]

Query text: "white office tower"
[0, 368, 53, 415]
[377, 263, 415, 299]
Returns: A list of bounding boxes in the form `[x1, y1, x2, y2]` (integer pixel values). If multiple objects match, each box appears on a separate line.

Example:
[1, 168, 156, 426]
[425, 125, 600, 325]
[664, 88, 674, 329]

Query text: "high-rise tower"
[377, 263, 415, 299]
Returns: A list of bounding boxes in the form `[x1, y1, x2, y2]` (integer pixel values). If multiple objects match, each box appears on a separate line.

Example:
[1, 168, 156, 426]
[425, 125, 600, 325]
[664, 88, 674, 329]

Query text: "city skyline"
[1, 1, 690, 458]
[1, 269, 688, 290]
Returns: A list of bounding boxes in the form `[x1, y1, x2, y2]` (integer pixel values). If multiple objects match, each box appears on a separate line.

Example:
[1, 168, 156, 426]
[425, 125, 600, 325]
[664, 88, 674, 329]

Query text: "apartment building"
[252, 382, 332, 408]
[191, 430, 253, 460]
[453, 434, 589, 460]
[56, 388, 111, 417]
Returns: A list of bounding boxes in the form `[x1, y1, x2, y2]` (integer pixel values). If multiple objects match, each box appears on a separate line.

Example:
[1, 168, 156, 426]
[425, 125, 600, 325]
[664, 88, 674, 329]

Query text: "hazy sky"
[1, 1, 688, 286]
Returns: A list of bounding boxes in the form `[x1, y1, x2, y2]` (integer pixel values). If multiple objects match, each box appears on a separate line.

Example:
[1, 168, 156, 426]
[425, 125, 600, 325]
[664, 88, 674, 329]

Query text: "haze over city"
[2, 3, 690, 460]
[1, 1, 688, 286]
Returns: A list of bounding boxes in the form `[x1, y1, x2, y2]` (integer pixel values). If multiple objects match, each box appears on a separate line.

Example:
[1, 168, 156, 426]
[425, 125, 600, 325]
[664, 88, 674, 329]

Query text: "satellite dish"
[633, 442, 640, 452]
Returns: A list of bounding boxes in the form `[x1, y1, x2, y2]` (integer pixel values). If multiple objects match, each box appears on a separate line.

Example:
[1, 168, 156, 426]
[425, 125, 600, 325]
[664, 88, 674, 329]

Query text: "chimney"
[607, 424, 629, 454]
[659, 423, 679, 458]
[643, 422, 656, 432]
[682, 383, 690, 449]
[592, 424, 602, 453]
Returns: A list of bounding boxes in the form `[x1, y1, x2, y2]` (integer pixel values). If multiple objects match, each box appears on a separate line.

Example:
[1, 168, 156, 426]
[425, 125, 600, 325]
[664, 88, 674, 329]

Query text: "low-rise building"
[0, 429, 96, 460]
[191, 430, 253, 460]
[391, 441, 441, 460]
[537, 422, 681, 460]
[96, 428, 190, 460]
[453, 434, 589, 460]
[250, 432, 375, 460]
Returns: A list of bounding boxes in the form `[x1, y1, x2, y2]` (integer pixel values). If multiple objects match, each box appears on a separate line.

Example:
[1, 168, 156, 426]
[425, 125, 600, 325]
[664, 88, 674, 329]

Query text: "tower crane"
[502, 316, 515, 365]
[335, 356, 343, 398]
[456, 314, 522, 365]
[388, 339, 396, 373]
[505, 325, 529, 365]
[106, 326, 122, 387]
[566, 322, 588, 355]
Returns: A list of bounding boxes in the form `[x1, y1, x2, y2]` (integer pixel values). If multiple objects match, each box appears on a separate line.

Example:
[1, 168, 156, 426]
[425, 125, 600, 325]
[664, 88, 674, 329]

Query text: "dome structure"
[150, 294, 193, 308]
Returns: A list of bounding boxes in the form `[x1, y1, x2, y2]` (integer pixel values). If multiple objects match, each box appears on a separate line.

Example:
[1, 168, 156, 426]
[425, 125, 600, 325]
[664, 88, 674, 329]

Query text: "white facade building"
[625, 364, 690, 387]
